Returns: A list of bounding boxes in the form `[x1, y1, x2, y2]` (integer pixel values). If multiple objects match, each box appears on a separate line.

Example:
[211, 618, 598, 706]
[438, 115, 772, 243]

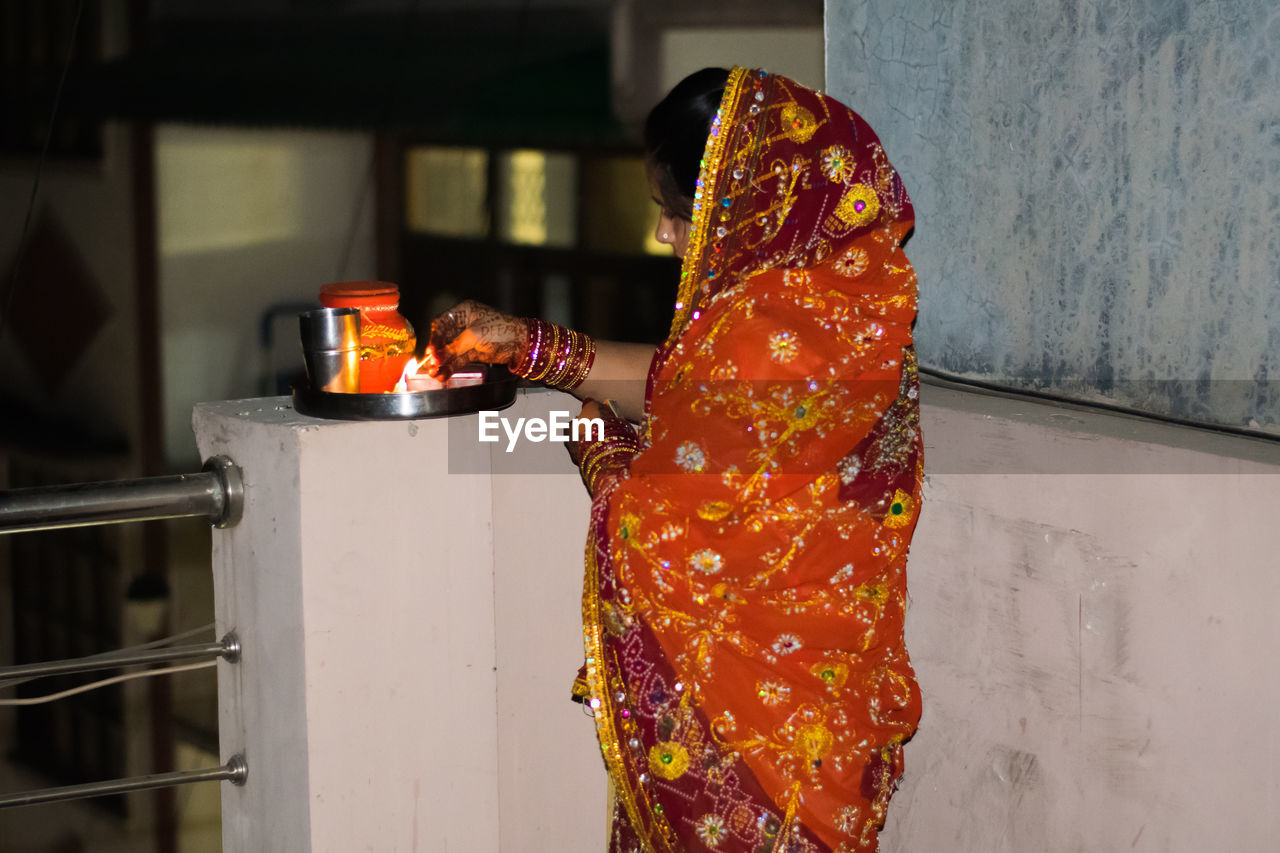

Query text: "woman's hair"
[644, 67, 730, 220]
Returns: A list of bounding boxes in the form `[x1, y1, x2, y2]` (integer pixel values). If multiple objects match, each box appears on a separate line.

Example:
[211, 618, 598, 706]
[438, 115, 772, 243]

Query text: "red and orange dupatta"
[581, 68, 922, 852]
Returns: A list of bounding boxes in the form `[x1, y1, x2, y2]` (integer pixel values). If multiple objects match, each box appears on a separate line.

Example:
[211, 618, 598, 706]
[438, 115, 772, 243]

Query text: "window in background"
[405, 147, 490, 238]
[581, 156, 669, 256]
[496, 150, 576, 248]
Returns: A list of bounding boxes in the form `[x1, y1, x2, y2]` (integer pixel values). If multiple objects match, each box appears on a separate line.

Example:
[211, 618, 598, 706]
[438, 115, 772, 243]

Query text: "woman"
[432, 67, 922, 852]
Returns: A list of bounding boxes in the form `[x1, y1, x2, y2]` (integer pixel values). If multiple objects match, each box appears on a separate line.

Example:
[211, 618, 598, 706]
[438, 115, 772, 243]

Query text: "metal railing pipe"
[0, 455, 243, 534]
[0, 634, 239, 683]
[0, 754, 247, 809]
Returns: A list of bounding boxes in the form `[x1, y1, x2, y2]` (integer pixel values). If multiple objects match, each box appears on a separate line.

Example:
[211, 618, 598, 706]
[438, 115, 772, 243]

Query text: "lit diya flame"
[393, 351, 444, 393]
[391, 348, 485, 392]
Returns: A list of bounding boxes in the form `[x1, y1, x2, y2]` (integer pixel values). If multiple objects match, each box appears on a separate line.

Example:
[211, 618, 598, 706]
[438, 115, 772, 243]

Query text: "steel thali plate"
[292, 367, 517, 420]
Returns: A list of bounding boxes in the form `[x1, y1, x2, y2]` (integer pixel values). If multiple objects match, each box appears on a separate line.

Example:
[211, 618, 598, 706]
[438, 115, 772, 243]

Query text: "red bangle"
[575, 417, 639, 495]
[512, 319, 596, 390]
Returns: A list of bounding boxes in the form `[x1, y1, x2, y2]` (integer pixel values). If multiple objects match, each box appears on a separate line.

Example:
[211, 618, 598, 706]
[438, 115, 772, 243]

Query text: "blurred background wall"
[0, 2, 826, 851]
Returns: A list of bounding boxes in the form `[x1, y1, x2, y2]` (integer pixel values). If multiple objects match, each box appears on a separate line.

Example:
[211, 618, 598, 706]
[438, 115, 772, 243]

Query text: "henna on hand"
[428, 299, 526, 377]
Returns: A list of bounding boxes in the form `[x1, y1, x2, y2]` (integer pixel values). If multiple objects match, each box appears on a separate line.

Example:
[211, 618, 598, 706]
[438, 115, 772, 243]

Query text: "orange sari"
[581, 68, 922, 851]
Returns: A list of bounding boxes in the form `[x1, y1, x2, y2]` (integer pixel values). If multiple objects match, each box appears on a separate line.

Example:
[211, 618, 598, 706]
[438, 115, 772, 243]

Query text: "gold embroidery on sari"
[780, 103, 819, 143]
[833, 184, 881, 229]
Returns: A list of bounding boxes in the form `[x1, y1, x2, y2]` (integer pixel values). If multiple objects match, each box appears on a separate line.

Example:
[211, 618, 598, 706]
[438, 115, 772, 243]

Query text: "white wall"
[884, 384, 1280, 851]
[196, 384, 1280, 851]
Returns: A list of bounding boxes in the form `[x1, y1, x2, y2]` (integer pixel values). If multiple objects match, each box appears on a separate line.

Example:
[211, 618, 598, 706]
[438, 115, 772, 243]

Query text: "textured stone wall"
[825, 0, 1280, 433]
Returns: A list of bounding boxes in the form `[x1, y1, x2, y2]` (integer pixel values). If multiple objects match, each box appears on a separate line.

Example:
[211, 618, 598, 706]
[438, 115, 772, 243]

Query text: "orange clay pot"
[318, 282, 416, 393]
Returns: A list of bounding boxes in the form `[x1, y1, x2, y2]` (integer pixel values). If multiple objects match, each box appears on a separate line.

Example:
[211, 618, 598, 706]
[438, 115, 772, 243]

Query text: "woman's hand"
[567, 399, 608, 466]
[428, 300, 526, 378]
[567, 398, 637, 499]
[578, 398, 608, 422]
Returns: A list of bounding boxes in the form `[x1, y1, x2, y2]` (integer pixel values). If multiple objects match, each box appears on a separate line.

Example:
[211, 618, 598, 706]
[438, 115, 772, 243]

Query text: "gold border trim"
[583, 526, 682, 851]
[666, 66, 751, 343]
[582, 532, 651, 844]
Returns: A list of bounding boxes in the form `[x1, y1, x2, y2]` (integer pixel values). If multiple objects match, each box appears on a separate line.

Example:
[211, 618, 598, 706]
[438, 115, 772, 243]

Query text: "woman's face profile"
[653, 207, 691, 259]
[647, 170, 692, 258]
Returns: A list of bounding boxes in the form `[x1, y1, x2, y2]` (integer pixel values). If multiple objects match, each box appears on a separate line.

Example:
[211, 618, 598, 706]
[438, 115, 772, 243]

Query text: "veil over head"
[667, 66, 915, 343]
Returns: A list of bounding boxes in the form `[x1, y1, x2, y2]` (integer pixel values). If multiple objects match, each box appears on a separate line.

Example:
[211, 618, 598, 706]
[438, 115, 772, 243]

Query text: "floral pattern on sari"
[582, 67, 922, 851]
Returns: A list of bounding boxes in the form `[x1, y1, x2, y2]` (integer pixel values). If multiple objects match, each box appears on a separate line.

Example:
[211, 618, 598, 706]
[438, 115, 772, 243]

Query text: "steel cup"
[299, 308, 361, 393]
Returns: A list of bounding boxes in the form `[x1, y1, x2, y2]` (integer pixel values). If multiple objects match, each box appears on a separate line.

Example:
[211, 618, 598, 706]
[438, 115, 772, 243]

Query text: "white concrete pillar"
[194, 390, 607, 853]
